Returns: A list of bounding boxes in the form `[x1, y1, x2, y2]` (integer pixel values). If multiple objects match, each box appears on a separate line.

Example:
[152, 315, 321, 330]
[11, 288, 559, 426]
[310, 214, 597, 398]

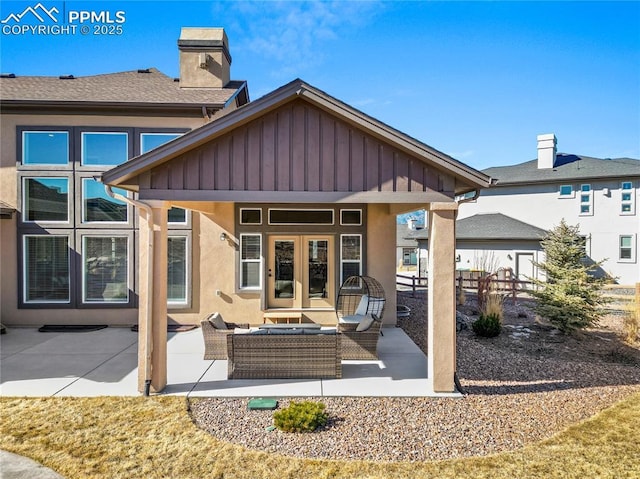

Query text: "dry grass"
[622, 302, 640, 344]
[1, 393, 639, 479]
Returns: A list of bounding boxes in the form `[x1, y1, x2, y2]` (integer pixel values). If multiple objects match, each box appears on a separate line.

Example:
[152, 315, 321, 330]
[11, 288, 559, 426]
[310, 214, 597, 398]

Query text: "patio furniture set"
[201, 276, 386, 380]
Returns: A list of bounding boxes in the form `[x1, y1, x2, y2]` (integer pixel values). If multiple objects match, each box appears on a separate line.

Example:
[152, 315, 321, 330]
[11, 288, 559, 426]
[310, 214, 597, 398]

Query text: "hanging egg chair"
[335, 275, 386, 323]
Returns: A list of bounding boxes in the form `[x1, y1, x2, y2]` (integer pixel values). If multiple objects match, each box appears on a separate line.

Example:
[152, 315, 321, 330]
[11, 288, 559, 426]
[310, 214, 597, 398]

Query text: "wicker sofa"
[201, 313, 250, 360]
[337, 314, 382, 360]
[226, 331, 342, 379]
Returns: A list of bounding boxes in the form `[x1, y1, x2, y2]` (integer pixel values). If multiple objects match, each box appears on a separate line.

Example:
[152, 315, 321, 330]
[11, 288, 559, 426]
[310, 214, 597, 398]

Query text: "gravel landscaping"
[189, 291, 640, 462]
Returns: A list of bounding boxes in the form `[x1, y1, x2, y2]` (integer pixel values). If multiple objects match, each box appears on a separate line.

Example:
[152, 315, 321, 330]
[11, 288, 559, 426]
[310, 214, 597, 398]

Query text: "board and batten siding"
[140, 100, 455, 196]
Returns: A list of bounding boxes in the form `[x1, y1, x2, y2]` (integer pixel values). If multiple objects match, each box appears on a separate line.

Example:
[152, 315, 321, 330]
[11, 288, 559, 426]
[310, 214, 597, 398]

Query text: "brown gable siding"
[142, 99, 450, 196]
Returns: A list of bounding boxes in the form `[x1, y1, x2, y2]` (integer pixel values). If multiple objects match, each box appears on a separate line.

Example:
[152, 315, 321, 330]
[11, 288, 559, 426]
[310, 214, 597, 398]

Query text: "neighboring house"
[1, 27, 492, 394]
[458, 134, 640, 285]
[404, 213, 547, 282]
[396, 218, 422, 272]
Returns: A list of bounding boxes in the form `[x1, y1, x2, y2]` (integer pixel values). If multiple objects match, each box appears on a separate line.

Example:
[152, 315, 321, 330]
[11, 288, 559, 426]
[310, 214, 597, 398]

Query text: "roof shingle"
[0, 68, 245, 106]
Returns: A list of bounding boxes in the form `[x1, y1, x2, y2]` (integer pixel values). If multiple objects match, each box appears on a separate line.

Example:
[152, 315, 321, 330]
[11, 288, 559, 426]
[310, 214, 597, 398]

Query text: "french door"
[267, 235, 334, 309]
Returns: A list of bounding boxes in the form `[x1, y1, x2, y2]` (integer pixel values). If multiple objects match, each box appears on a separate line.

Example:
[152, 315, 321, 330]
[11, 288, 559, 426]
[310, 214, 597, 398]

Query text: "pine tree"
[530, 220, 609, 333]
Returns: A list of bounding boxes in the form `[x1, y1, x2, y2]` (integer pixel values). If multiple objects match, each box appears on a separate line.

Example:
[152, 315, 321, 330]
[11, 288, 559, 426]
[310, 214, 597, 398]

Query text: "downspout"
[104, 184, 154, 397]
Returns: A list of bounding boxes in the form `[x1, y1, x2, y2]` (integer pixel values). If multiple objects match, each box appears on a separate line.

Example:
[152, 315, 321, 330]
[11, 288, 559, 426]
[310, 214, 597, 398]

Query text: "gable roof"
[484, 154, 640, 186]
[405, 213, 547, 241]
[397, 224, 424, 247]
[0, 68, 248, 110]
[102, 78, 492, 195]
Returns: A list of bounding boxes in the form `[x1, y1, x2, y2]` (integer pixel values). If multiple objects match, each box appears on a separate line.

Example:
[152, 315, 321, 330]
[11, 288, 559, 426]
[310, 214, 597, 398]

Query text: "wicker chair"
[335, 275, 386, 323]
[338, 314, 382, 360]
[201, 312, 249, 360]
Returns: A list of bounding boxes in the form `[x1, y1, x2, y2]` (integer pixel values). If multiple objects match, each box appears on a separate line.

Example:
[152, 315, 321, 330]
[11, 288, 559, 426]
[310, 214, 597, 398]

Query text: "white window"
[619, 235, 636, 262]
[140, 133, 182, 154]
[240, 234, 262, 289]
[81, 132, 128, 166]
[23, 235, 70, 303]
[82, 236, 129, 303]
[168, 235, 189, 306]
[579, 184, 592, 215]
[22, 131, 69, 165]
[22, 177, 69, 223]
[82, 178, 128, 223]
[559, 184, 574, 197]
[621, 181, 635, 215]
[340, 234, 362, 284]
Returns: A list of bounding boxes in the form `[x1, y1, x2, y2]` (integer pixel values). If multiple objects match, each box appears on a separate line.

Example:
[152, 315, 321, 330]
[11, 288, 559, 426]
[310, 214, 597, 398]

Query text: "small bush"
[472, 313, 502, 338]
[457, 288, 466, 306]
[273, 401, 328, 433]
[483, 292, 504, 321]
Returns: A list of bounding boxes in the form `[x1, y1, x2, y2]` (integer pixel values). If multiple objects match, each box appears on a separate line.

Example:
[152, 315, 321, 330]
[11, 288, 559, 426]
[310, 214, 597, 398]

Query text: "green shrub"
[472, 313, 502, 338]
[273, 401, 328, 433]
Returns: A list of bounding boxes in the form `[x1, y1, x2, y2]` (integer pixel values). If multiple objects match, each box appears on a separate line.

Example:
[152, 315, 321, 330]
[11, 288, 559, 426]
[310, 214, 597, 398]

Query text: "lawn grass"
[1, 392, 638, 479]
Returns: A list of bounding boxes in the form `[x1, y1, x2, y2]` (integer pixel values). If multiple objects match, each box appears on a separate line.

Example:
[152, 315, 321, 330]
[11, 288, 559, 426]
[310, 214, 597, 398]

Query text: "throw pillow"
[209, 313, 228, 330]
[356, 315, 375, 332]
[354, 295, 369, 316]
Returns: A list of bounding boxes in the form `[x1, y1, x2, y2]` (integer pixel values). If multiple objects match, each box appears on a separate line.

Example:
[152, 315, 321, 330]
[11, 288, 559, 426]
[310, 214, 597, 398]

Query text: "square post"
[427, 202, 458, 393]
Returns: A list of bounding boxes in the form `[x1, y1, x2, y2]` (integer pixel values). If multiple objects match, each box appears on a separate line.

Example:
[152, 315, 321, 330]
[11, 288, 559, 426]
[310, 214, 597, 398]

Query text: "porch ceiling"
[102, 79, 491, 202]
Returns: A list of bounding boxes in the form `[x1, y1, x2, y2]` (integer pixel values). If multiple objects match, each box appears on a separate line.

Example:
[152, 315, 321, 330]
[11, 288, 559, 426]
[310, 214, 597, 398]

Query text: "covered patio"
[101, 79, 491, 396]
[0, 325, 460, 397]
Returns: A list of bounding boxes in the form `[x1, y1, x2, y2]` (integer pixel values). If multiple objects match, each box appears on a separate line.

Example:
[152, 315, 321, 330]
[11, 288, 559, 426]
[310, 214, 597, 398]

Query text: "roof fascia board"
[137, 189, 456, 204]
[493, 174, 640, 187]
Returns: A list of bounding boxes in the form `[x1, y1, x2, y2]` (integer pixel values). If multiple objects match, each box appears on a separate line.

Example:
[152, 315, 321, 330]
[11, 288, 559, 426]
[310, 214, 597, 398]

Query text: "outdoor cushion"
[267, 328, 303, 335]
[209, 312, 228, 330]
[249, 329, 269, 335]
[354, 295, 369, 316]
[303, 328, 337, 335]
[356, 315, 375, 332]
[233, 328, 252, 334]
[339, 315, 364, 324]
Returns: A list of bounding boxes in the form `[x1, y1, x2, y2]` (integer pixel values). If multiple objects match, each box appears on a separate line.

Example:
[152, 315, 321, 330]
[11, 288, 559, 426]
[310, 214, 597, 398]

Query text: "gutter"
[103, 183, 154, 397]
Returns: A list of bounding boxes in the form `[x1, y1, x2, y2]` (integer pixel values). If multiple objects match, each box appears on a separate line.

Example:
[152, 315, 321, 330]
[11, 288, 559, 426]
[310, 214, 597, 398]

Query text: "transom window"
[240, 208, 262, 225]
[269, 209, 334, 225]
[22, 131, 69, 165]
[81, 132, 128, 166]
[340, 209, 362, 225]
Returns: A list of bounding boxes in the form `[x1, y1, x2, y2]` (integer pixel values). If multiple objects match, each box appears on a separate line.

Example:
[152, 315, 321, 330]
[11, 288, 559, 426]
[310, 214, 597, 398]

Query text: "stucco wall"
[459, 180, 640, 284]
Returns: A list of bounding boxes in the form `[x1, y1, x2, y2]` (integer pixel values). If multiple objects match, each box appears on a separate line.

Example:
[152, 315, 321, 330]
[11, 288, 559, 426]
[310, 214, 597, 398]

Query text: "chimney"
[178, 27, 231, 88]
[407, 218, 417, 230]
[537, 133, 557, 169]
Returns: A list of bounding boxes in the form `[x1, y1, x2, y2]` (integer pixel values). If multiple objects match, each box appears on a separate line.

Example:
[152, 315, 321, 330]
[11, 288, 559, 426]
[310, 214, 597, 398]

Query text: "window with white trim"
[168, 235, 189, 305]
[559, 184, 574, 197]
[82, 178, 128, 223]
[23, 235, 70, 303]
[340, 234, 362, 284]
[579, 184, 592, 215]
[403, 248, 417, 265]
[22, 131, 69, 165]
[619, 235, 635, 262]
[22, 177, 69, 222]
[82, 236, 129, 303]
[621, 181, 635, 215]
[81, 132, 128, 166]
[240, 234, 262, 289]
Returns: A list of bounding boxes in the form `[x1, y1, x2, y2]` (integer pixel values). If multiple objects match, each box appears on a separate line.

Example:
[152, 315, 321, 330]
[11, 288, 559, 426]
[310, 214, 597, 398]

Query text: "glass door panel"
[303, 236, 334, 308]
[267, 236, 300, 308]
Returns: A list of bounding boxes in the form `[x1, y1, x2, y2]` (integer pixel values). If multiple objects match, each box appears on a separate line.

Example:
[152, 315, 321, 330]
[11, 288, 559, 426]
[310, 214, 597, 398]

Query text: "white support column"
[427, 202, 458, 393]
[137, 201, 169, 393]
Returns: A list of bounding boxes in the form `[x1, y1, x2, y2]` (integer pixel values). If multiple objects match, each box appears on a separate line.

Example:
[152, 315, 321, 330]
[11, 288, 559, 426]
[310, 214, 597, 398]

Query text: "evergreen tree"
[530, 220, 609, 333]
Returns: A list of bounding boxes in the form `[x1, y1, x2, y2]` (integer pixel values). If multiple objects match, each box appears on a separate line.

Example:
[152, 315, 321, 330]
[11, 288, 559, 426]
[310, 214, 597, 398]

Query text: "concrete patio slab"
[1, 326, 454, 397]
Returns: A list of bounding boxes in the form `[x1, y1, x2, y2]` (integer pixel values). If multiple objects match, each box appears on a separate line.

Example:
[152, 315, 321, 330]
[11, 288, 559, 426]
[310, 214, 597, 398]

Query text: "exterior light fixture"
[220, 232, 227, 241]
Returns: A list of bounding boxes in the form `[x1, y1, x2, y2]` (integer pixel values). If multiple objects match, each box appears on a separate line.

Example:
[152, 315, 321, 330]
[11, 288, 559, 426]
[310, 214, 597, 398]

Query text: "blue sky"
[1, 1, 638, 170]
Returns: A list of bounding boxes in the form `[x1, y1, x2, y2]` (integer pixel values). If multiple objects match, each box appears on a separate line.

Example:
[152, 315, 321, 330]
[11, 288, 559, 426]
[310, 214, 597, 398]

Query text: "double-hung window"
[240, 234, 262, 289]
[340, 234, 362, 283]
[619, 235, 635, 262]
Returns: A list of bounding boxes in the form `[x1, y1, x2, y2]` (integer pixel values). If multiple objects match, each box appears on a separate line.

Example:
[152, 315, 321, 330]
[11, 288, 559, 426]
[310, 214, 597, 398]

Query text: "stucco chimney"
[178, 27, 231, 88]
[537, 133, 557, 169]
[407, 218, 417, 230]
